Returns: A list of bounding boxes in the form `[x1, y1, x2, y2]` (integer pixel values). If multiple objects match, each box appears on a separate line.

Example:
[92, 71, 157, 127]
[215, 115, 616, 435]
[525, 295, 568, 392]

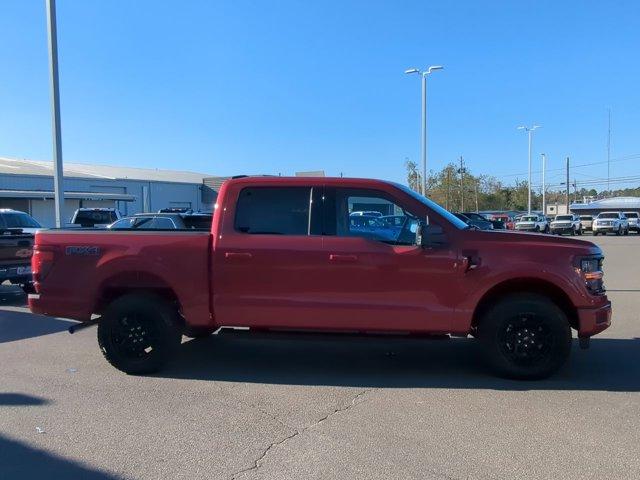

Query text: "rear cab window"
[234, 187, 314, 235]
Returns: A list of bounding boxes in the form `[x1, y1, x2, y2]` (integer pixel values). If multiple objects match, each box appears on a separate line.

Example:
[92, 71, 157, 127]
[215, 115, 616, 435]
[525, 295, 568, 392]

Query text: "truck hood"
[463, 229, 601, 255]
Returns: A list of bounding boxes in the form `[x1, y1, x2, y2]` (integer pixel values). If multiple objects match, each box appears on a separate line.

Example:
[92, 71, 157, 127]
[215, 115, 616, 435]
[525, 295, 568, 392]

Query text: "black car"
[0, 228, 34, 292]
[454, 212, 494, 230]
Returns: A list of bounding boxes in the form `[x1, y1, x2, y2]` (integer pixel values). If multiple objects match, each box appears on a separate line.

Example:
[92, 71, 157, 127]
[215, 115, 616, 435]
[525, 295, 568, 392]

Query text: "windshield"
[580, 216, 593, 220]
[3, 212, 41, 228]
[392, 183, 468, 229]
[555, 215, 572, 221]
[598, 213, 619, 219]
[521, 216, 538, 221]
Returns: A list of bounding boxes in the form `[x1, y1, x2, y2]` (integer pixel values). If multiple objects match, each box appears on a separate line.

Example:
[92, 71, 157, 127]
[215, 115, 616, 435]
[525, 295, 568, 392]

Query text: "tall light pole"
[46, 0, 65, 228]
[405, 65, 443, 196]
[541, 153, 546, 216]
[517, 124, 540, 214]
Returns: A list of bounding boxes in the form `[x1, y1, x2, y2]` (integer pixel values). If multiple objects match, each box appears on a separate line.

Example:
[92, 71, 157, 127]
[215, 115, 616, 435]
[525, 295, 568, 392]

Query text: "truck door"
[212, 184, 327, 329]
[317, 187, 459, 333]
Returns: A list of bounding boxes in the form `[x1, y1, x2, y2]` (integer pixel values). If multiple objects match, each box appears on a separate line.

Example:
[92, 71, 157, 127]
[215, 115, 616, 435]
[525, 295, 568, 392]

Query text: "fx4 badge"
[65, 246, 101, 256]
[15, 248, 33, 258]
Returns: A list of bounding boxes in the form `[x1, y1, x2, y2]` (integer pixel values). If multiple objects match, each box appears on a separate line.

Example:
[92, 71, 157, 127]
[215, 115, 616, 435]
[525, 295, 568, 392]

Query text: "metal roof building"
[0, 157, 220, 227]
[570, 197, 640, 215]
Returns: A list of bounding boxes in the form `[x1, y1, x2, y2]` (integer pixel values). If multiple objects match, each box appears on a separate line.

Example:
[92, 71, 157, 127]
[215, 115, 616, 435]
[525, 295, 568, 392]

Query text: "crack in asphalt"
[230, 388, 372, 480]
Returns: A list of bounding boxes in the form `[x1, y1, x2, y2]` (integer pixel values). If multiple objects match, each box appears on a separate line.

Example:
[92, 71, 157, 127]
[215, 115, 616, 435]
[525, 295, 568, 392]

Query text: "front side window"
[235, 187, 312, 235]
[328, 188, 420, 245]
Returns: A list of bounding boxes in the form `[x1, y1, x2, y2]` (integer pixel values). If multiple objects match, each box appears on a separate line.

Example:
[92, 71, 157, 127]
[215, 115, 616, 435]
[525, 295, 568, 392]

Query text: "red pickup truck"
[29, 176, 611, 379]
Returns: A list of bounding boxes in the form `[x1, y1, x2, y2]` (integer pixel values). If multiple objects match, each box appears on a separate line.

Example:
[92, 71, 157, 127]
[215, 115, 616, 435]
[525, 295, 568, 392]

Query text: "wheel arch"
[94, 271, 183, 321]
[471, 278, 579, 331]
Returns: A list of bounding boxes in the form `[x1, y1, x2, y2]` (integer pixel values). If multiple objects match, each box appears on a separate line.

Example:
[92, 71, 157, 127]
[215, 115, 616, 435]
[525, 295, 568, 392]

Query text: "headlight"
[579, 257, 605, 294]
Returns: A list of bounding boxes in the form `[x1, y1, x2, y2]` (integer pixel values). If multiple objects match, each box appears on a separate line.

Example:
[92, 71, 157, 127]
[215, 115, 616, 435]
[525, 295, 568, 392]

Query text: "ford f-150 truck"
[29, 177, 611, 379]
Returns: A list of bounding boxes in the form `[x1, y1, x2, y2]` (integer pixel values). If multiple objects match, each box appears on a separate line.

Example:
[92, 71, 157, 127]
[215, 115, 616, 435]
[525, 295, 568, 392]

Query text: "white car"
[550, 214, 582, 236]
[623, 212, 639, 233]
[514, 214, 549, 233]
[593, 212, 629, 236]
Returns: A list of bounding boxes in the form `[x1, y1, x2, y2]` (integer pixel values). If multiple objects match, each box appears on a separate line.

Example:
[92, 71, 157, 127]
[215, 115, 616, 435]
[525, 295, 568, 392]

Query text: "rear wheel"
[616, 227, 622, 236]
[98, 293, 182, 375]
[477, 293, 572, 379]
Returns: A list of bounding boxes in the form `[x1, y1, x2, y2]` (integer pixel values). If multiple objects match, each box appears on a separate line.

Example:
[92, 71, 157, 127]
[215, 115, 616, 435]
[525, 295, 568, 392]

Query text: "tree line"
[405, 160, 636, 213]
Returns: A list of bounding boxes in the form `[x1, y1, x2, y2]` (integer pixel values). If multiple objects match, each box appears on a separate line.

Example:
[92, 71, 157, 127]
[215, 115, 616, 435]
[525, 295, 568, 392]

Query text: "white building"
[0, 157, 220, 227]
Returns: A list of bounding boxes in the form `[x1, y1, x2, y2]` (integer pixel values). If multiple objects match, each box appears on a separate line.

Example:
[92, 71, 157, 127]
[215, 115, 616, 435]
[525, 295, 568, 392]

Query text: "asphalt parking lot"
[1, 234, 639, 480]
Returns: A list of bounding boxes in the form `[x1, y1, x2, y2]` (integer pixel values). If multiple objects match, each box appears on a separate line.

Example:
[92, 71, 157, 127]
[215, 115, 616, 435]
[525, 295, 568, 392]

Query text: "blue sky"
[1, 0, 639, 191]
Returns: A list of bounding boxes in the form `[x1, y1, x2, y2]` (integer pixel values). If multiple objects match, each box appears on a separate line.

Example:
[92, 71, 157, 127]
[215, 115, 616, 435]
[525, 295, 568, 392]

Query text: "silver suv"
[550, 214, 582, 236]
[593, 212, 629, 236]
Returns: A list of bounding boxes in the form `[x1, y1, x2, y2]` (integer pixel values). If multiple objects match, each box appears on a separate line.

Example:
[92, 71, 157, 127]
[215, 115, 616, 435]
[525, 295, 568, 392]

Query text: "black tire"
[97, 293, 182, 375]
[624, 228, 629, 236]
[477, 293, 572, 379]
[571, 227, 575, 236]
[616, 227, 622, 236]
[534, 226, 540, 232]
[577, 228, 583, 236]
[183, 326, 217, 339]
[593, 231, 598, 236]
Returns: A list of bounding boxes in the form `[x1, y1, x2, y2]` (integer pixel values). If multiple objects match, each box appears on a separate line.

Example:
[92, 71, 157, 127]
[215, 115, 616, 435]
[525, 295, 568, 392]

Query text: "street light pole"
[541, 153, 546, 216]
[517, 124, 540, 214]
[405, 65, 443, 196]
[421, 73, 426, 196]
[46, 0, 64, 228]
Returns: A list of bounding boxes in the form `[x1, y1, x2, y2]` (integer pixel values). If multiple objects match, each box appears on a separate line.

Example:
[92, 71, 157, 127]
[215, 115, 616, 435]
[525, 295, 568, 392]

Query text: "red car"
[30, 177, 611, 379]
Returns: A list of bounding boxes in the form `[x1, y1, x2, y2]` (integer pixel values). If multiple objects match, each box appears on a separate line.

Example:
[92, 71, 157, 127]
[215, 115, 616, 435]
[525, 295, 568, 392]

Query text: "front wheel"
[477, 293, 572, 379]
[616, 227, 622, 236]
[97, 293, 182, 375]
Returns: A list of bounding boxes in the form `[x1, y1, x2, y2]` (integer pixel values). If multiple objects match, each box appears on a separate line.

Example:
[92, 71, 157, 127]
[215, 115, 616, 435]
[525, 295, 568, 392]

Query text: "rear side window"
[234, 187, 312, 235]
[625, 212, 639, 218]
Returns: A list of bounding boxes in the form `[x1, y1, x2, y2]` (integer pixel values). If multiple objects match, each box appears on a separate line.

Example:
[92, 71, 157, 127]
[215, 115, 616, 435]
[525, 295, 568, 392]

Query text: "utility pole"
[446, 169, 451, 210]
[607, 109, 611, 195]
[541, 153, 546, 216]
[474, 179, 479, 213]
[46, 0, 65, 228]
[565, 157, 570, 212]
[458, 156, 465, 212]
[573, 178, 578, 203]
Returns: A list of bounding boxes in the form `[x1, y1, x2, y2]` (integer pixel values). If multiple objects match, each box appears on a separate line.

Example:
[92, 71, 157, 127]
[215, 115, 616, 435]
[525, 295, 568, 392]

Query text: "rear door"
[212, 184, 326, 328]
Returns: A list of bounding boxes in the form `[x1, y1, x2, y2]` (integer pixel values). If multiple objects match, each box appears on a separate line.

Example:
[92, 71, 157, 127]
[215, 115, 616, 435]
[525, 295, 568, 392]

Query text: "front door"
[317, 187, 459, 333]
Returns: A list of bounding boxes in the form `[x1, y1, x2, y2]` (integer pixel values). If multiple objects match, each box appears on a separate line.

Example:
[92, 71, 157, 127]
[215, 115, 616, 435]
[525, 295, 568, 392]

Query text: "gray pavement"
[1, 234, 639, 479]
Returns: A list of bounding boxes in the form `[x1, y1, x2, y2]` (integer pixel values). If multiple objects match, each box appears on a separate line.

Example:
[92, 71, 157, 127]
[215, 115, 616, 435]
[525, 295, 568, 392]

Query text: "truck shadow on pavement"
[162, 335, 640, 392]
[0, 309, 75, 344]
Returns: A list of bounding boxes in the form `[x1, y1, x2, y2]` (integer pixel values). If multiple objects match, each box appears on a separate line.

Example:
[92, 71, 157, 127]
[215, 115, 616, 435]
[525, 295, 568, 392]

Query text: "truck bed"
[29, 230, 211, 325]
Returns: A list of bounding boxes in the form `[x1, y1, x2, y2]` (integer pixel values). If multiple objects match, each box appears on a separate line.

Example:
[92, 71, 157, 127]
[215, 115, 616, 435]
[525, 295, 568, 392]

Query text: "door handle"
[329, 254, 358, 263]
[225, 252, 253, 260]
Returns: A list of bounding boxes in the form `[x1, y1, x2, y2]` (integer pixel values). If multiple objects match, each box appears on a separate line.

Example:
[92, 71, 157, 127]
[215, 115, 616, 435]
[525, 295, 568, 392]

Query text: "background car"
[515, 214, 549, 233]
[453, 212, 493, 230]
[623, 212, 639, 233]
[69, 208, 122, 228]
[579, 215, 594, 232]
[349, 210, 383, 218]
[108, 212, 213, 230]
[0, 209, 42, 234]
[593, 211, 629, 236]
[463, 212, 503, 229]
[550, 214, 582, 235]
